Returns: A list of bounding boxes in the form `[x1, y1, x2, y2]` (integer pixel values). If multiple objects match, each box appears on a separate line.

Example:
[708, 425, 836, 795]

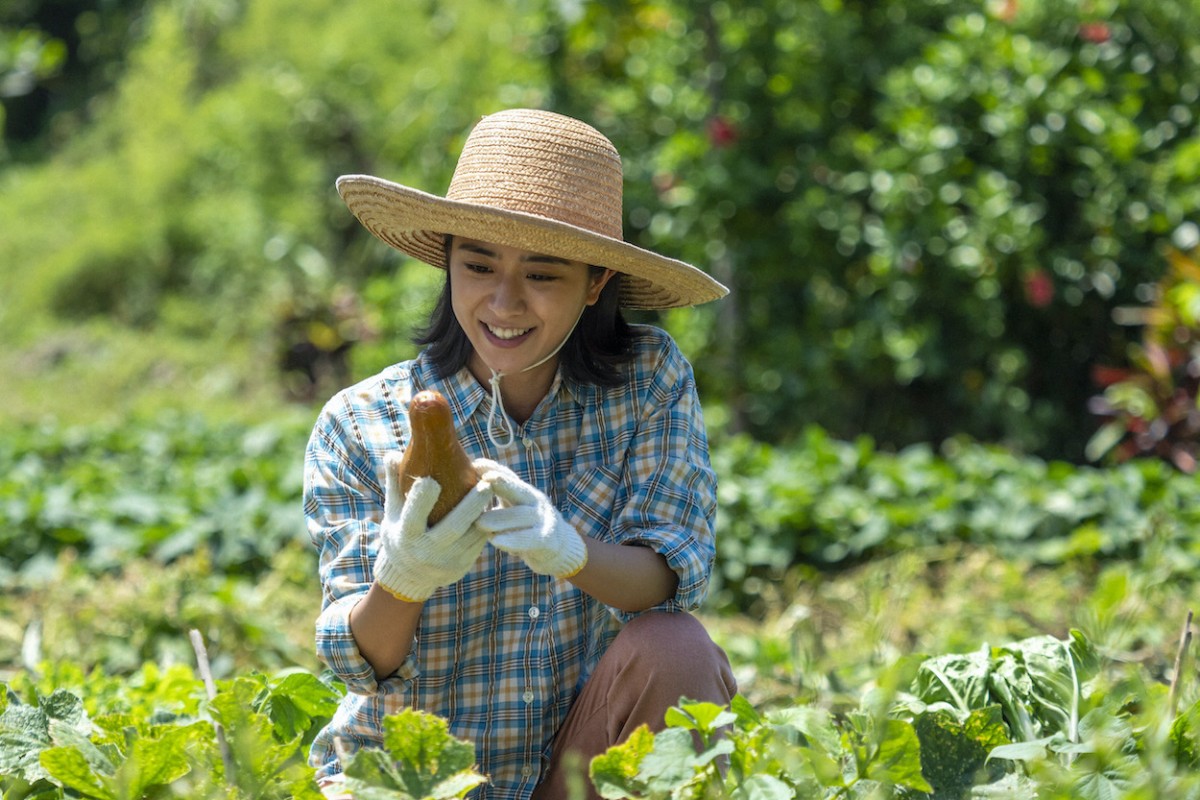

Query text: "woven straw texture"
[337, 109, 727, 310]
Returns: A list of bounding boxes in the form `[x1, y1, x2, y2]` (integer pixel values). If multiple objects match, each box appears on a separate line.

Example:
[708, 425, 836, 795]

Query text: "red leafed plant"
[1087, 248, 1200, 472]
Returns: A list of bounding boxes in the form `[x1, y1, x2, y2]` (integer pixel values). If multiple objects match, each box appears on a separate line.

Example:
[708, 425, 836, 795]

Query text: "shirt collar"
[412, 351, 592, 427]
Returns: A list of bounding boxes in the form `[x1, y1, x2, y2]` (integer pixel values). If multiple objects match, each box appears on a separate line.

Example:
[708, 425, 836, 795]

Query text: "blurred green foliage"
[3, 413, 1197, 622]
[1, 0, 1199, 462]
[551, 0, 1200, 458]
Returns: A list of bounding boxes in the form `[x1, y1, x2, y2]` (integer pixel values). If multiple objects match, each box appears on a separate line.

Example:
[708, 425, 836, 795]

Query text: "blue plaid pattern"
[305, 325, 717, 799]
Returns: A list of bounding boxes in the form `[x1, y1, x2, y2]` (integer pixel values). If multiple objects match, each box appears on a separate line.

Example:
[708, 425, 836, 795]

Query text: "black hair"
[414, 236, 637, 386]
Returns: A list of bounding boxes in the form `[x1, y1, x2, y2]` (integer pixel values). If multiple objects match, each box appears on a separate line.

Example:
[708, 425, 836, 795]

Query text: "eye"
[464, 262, 492, 274]
[526, 272, 560, 282]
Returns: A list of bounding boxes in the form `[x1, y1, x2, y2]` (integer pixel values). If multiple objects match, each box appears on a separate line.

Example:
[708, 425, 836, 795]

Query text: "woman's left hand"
[473, 458, 588, 578]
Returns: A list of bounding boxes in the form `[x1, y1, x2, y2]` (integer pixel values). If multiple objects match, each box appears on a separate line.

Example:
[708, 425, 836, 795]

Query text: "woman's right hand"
[373, 453, 494, 602]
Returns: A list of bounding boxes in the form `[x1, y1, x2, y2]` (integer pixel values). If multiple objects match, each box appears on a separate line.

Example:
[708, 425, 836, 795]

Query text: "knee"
[611, 612, 730, 681]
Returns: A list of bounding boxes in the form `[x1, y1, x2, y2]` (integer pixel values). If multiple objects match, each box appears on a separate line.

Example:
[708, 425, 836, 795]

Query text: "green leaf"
[380, 709, 480, 792]
[664, 700, 736, 736]
[259, 671, 341, 742]
[342, 748, 415, 797]
[864, 718, 933, 792]
[0, 688, 93, 785]
[40, 745, 116, 800]
[210, 678, 302, 795]
[766, 705, 840, 754]
[730, 694, 763, 729]
[1170, 697, 1200, 767]
[732, 773, 794, 799]
[110, 733, 192, 799]
[0, 705, 54, 783]
[914, 706, 1009, 797]
[635, 727, 702, 790]
[987, 736, 1057, 763]
[590, 725, 655, 799]
[914, 646, 993, 717]
[341, 709, 485, 800]
[47, 718, 117, 775]
[1071, 766, 1134, 800]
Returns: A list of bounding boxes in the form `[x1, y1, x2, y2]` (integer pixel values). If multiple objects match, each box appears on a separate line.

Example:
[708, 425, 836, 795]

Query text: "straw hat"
[336, 109, 728, 310]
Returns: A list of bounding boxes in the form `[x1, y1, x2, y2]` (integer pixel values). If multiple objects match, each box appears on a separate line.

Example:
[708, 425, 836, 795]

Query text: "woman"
[306, 108, 735, 800]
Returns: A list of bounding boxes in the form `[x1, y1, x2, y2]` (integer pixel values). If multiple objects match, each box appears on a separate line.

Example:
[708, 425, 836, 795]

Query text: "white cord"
[484, 307, 586, 450]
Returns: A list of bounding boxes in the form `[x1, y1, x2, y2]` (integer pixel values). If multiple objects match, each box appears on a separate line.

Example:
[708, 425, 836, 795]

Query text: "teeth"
[487, 324, 530, 340]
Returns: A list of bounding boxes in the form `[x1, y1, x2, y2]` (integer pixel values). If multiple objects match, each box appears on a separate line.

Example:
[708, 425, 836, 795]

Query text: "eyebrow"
[457, 242, 573, 266]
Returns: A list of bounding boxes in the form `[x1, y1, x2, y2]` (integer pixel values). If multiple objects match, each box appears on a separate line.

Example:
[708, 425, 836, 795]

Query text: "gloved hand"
[374, 453, 495, 602]
[474, 458, 588, 578]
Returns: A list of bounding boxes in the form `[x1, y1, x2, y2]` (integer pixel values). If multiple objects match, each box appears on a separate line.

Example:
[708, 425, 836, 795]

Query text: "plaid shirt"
[305, 325, 717, 799]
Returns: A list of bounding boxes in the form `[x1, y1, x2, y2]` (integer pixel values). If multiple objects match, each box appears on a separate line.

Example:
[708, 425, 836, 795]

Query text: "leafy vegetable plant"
[589, 629, 1200, 799]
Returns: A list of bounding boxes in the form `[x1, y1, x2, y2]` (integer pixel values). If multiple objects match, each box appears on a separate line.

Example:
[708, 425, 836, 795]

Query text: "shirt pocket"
[562, 463, 623, 543]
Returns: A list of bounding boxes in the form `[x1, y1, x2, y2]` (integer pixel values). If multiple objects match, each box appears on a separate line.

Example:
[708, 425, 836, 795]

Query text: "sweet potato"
[397, 389, 479, 523]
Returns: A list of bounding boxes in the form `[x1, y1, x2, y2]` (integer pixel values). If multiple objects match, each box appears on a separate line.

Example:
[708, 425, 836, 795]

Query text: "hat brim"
[336, 174, 728, 310]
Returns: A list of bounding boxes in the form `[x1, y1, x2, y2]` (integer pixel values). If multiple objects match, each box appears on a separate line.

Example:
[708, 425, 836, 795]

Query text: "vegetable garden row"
[2, 414, 1199, 798]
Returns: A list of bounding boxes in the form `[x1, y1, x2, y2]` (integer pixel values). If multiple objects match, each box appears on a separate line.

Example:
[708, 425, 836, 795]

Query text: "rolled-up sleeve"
[610, 336, 717, 615]
[305, 404, 415, 695]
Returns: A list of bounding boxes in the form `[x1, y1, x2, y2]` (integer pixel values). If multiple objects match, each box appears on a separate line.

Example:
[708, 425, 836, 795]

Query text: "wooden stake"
[1167, 610, 1193, 718]
[190, 629, 236, 785]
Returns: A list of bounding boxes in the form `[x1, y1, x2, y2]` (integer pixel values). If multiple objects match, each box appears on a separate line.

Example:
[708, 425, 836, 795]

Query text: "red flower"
[1079, 21, 1111, 44]
[1023, 269, 1055, 308]
[1091, 365, 1132, 388]
[707, 116, 739, 149]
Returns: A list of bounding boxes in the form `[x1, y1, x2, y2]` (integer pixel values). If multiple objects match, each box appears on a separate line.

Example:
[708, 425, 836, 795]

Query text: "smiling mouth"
[485, 323, 533, 340]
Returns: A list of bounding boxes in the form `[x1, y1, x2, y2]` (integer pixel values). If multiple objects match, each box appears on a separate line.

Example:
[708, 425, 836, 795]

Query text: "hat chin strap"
[485, 307, 586, 450]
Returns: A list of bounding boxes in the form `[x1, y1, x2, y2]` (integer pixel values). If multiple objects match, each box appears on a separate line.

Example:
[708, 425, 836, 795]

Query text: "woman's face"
[448, 238, 613, 387]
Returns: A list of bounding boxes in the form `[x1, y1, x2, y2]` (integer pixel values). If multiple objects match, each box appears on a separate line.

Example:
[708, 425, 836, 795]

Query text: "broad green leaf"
[590, 725, 655, 799]
[110, 733, 192, 799]
[40, 745, 116, 800]
[864, 718, 932, 792]
[259, 671, 341, 742]
[1170, 697, 1200, 767]
[913, 646, 993, 716]
[799, 747, 845, 788]
[342, 747, 413, 796]
[1071, 766, 1134, 800]
[211, 679, 303, 795]
[730, 694, 763, 729]
[632, 729, 697, 790]
[664, 700, 736, 735]
[379, 709, 479, 793]
[914, 706, 1009, 797]
[0, 704, 54, 783]
[41, 691, 86, 728]
[766, 705, 840, 754]
[428, 770, 489, 799]
[46, 718, 118, 778]
[732, 773, 793, 800]
[0, 689, 90, 784]
[987, 736, 1057, 763]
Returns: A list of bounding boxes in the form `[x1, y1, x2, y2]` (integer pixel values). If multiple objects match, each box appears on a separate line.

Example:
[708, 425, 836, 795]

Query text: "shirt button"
[522, 689, 535, 703]
[521, 437, 534, 449]
[528, 605, 540, 619]
[521, 765, 534, 777]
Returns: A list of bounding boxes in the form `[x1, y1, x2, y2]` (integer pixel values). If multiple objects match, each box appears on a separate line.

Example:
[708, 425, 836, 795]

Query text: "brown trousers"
[530, 611, 737, 800]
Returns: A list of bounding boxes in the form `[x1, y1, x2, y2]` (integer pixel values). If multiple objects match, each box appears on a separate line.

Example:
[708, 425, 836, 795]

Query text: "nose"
[489, 271, 526, 316]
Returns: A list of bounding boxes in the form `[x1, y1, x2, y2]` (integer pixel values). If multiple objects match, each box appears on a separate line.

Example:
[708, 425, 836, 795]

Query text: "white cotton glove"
[373, 453, 495, 602]
[474, 458, 589, 578]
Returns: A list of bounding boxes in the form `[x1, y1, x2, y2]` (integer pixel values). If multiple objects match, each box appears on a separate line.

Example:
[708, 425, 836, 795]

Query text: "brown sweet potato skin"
[397, 390, 479, 523]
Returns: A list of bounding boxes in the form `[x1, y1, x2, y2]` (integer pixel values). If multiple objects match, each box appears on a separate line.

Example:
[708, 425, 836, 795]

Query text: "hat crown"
[445, 109, 624, 240]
